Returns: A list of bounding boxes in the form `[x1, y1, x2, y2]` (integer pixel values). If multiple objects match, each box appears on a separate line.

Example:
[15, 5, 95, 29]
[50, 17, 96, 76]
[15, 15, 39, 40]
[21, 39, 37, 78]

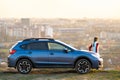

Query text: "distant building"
[40, 24, 53, 38]
[5, 23, 42, 39]
[21, 18, 30, 26]
[45, 26, 53, 38]
[57, 28, 85, 33]
[100, 31, 120, 40]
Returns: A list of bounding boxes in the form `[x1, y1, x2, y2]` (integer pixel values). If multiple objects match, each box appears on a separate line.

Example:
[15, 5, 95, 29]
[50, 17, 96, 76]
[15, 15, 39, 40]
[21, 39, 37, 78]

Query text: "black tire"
[16, 59, 32, 74]
[75, 59, 91, 74]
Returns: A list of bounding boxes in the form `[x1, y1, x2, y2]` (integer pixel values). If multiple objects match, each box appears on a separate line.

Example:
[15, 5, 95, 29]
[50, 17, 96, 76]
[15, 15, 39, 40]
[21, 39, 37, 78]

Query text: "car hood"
[76, 49, 101, 58]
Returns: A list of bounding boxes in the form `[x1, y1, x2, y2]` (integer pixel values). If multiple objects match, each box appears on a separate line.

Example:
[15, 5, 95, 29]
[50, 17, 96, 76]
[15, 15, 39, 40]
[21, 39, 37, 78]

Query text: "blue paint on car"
[8, 38, 103, 74]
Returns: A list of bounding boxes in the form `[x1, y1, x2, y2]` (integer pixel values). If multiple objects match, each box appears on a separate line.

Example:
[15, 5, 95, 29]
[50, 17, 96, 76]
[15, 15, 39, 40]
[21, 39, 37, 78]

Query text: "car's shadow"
[30, 69, 77, 74]
[2, 68, 75, 74]
[2, 68, 107, 75]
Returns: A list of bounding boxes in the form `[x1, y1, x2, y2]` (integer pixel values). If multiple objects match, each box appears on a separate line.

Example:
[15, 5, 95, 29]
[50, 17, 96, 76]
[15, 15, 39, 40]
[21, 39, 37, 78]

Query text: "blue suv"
[8, 38, 103, 74]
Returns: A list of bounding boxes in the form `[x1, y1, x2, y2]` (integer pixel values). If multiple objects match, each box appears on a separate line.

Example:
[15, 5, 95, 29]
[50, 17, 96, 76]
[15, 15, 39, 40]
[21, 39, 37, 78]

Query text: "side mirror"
[64, 48, 69, 53]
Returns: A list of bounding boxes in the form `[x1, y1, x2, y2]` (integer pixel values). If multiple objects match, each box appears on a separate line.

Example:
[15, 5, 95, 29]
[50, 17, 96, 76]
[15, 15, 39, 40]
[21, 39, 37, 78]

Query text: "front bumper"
[92, 57, 103, 69]
[98, 58, 103, 68]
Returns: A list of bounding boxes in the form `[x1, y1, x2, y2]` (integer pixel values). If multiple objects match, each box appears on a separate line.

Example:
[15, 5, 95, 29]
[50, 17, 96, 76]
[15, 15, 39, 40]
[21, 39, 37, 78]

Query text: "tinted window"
[48, 42, 65, 50]
[20, 44, 27, 49]
[27, 42, 48, 50]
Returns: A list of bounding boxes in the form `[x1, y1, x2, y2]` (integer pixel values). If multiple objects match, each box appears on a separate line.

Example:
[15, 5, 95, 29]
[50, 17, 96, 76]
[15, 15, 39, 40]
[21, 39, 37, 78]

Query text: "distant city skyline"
[0, 0, 120, 19]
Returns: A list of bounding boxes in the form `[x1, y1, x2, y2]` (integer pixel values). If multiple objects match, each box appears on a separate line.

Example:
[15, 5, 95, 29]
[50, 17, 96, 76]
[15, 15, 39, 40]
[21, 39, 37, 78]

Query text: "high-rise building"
[21, 18, 30, 26]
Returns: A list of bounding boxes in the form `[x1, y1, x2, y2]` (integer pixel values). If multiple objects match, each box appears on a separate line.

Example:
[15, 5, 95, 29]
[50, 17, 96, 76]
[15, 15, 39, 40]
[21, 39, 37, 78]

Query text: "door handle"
[50, 53, 54, 55]
[29, 51, 32, 54]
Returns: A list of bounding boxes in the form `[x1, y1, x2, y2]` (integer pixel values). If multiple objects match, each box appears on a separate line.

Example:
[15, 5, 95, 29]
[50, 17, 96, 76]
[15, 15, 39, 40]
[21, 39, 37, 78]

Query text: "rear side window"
[21, 42, 48, 50]
[21, 44, 27, 49]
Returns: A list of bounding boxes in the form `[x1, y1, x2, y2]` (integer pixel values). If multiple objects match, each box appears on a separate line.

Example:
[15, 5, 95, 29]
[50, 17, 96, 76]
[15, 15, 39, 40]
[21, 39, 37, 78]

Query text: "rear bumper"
[7, 57, 16, 67]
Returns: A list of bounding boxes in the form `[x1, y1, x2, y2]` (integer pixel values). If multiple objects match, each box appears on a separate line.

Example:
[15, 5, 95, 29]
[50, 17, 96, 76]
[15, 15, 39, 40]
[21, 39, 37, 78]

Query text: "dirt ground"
[0, 62, 120, 80]
[0, 52, 120, 80]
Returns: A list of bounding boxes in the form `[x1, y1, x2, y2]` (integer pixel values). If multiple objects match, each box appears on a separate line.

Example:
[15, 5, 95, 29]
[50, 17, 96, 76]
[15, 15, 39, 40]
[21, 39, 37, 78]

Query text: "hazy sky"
[0, 0, 120, 18]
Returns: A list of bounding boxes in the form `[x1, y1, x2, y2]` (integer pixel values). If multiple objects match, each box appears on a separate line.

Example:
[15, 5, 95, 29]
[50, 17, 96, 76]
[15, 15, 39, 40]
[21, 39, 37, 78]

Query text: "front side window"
[26, 42, 48, 50]
[48, 42, 65, 50]
[48, 42, 71, 51]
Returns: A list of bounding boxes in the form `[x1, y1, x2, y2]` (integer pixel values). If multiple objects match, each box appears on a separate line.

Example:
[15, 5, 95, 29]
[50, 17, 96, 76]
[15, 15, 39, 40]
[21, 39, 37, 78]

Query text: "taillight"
[10, 50, 16, 54]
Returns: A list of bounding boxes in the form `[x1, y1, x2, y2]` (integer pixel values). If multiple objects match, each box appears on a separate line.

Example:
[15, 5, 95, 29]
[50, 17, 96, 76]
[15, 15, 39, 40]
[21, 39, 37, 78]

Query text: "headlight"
[91, 53, 101, 58]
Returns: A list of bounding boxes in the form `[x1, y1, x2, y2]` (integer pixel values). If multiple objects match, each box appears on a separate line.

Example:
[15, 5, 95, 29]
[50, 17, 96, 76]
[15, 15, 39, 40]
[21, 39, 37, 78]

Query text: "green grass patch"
[0, 69, 119, 80]
[0, 48, 9, 52]
[0, 48, 9, 58]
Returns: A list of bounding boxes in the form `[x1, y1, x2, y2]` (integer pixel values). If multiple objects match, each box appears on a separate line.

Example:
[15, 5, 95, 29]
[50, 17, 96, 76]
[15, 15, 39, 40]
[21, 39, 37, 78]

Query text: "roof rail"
[23, 38, 54, 41]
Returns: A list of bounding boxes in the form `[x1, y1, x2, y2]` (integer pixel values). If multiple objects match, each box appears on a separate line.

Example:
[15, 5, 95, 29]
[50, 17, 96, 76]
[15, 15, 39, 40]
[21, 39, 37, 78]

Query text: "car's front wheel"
[75, 59, 91, 74]
[16, 59, 32, 74]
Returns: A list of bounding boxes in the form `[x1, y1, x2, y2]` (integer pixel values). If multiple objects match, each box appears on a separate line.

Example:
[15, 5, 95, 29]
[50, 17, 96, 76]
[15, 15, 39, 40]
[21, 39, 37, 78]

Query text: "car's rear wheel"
[75, 59, 91, 74]
[16, 59, 32, 74]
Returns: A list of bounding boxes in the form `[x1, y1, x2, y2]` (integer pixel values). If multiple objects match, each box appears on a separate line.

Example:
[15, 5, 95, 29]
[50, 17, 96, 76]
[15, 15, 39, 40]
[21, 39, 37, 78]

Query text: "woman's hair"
[94, 37, 98, 42]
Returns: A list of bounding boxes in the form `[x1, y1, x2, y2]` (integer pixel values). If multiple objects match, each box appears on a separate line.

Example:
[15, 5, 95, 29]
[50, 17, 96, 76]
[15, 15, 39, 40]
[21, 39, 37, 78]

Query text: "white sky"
[0, 0, 120, 18]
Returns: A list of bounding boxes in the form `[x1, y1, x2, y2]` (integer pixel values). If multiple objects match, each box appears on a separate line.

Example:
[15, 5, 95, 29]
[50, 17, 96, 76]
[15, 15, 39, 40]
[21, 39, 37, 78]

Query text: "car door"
[48, 42, 73, 67]
[26, 42, 49, 67]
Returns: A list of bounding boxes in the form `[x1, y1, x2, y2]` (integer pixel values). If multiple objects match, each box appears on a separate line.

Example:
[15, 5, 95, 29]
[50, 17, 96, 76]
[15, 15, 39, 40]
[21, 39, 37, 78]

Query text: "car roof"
[22, 38, 54, 42]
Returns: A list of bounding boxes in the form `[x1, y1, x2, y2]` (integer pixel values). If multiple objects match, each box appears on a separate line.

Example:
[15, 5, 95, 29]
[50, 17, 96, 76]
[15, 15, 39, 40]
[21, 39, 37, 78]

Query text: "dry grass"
[0, 68, 120, 80]
[0, 49, 120, 80]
